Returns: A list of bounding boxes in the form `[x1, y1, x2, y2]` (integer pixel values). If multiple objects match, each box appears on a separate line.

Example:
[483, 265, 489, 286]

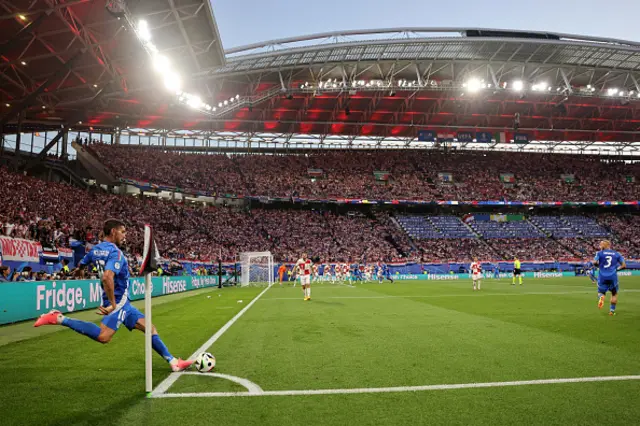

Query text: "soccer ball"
[195, 352, 216, 373]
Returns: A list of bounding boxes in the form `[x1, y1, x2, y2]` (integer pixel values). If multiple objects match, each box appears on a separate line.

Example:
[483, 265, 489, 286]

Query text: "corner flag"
[141, 224, 160, 393]
[140, 224, 160, 276]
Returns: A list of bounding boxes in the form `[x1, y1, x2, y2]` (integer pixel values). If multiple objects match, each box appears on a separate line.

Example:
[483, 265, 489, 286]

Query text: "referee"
[512, 257, 523, 286]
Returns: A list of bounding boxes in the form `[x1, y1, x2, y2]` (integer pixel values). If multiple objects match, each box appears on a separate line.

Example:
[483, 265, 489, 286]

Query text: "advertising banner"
[390, 270, 640, 281]
[457, 132, 474, 143]
[476, 132, 492, 143]
[0, 275, 219, 325]
[417, 130, 436, 142]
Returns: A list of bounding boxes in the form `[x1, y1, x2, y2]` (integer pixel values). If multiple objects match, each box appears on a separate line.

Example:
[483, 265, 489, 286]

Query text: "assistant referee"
[512, 257, 523, 286]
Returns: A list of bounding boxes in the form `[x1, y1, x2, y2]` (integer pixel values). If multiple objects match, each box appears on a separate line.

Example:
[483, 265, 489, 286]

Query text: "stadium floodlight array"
[126, 17, 244, 116]
[239, 252, 274, 287]
[300, 76, 639, 102]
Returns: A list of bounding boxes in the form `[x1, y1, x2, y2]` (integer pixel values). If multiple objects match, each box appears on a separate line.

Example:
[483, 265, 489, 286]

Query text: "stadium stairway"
[381, 214, 413, 258]
[231, 156, 251, 190]
[41, 160, 89, 189]
[526, 216, 581, 257]
[527, 217, 552, 238]
[72, 141, 118, 186]
[459, 218, 481, 238]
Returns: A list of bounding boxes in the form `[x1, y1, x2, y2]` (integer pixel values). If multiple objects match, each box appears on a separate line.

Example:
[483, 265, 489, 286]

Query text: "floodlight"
[187, 96, 202, 109]
[163, 72, 181, 92]
[153, 55, 169, 73]
[137, 20, 151, 42]
[511, 80, 524, 91]
[465, 78, 484, 93]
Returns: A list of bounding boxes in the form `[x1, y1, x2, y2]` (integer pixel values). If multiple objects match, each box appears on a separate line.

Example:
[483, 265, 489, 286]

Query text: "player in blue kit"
[34, 219, 193, 371]
[376, 261, 394, 283]
[593, 240, 626, 316]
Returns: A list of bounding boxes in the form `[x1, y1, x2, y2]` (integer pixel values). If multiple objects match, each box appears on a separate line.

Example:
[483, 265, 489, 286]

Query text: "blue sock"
[152, 334, 174, 363]
[61, 318, 100, 341]
[610, 303, 616, 312]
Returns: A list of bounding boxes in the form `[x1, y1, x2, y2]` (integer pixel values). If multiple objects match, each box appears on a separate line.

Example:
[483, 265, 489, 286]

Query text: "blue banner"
[457, 132, 474, 143]
[476, 132, 493, 143]
[514, 133, 529, 144]
[417, 130, 436, 142]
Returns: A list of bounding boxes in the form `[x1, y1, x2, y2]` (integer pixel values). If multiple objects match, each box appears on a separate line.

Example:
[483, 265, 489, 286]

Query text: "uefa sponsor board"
[532, 272, 564, 278]
[395, 271, 640, 281]
[0, 275, 219, 325]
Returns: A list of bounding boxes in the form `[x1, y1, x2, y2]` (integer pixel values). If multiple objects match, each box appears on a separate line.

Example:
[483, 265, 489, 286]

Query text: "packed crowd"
[0, 166, 408, 263]
[252, 209, 402, 262]
[598, 214, 640, 258]
[1, 165, 638, 268]
[89, 144, 639, 201]
[414, 239, 487, 263]
[485, 238, 576, 261]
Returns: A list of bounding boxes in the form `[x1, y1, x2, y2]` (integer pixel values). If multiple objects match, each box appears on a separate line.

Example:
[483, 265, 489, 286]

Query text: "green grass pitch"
[1, 277, 639, 425]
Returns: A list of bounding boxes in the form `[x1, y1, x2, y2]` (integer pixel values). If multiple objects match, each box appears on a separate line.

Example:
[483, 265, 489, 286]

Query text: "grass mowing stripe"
[150, 284, 273, 397]
[260, 289, 630, 301]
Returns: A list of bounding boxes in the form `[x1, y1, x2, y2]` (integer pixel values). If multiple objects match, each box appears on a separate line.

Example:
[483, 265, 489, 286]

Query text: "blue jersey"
[80, 241, 130, 307]
[594, 250, 624, 279]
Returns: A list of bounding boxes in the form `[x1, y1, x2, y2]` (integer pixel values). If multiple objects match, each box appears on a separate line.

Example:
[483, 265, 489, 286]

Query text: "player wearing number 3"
[593, 240, 626, 316]
[33, 219, 193, 371]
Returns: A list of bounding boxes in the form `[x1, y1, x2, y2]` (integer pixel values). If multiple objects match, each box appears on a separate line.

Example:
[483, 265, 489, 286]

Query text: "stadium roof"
[2, 18, 640, 154]
[0, 0, 224, 128]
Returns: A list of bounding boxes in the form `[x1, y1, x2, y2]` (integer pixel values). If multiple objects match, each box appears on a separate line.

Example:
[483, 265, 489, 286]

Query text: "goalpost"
[239, 252, 274, 287]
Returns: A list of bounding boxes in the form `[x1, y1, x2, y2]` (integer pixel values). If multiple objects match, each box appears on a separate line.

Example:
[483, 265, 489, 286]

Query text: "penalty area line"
[150, 284, 273, 398]
[152, 374, 640, 398]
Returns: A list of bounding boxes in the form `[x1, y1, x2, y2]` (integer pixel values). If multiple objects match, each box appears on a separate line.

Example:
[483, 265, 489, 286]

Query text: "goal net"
[239, 251, 274, 287]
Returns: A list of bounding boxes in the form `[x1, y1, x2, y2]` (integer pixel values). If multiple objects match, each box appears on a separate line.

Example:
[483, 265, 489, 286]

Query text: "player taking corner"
[33, 219, 193, 372]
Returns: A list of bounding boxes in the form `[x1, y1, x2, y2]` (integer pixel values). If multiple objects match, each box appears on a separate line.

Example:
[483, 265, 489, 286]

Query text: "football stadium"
[1, 1, 640, 425]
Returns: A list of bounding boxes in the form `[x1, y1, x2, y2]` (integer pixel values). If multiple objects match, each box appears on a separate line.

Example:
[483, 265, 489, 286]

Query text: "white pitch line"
[150, 285, 272, 397]
[152, 374, 640, 398]
[180, 372, 264, 394]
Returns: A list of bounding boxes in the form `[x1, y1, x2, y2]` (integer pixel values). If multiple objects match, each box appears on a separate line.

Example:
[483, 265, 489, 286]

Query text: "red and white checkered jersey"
[470, 262, 482, 275]
[296, 258, 312, 275]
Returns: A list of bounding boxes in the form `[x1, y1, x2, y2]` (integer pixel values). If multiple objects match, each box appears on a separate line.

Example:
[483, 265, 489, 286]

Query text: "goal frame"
[239, 251, 274, 287]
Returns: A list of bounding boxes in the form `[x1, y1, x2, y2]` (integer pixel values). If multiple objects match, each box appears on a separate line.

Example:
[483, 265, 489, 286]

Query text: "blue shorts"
[597, 276, 619, 295]
[101, 301, 144, 332]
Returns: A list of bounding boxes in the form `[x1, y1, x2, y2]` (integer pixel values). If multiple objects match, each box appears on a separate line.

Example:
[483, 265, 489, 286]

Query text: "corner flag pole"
[145, 269, 152, 394]
[141, 224, 159, 394]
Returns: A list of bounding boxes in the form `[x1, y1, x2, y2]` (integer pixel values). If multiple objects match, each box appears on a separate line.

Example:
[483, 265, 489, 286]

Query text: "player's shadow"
[46, 391, 144, 426]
